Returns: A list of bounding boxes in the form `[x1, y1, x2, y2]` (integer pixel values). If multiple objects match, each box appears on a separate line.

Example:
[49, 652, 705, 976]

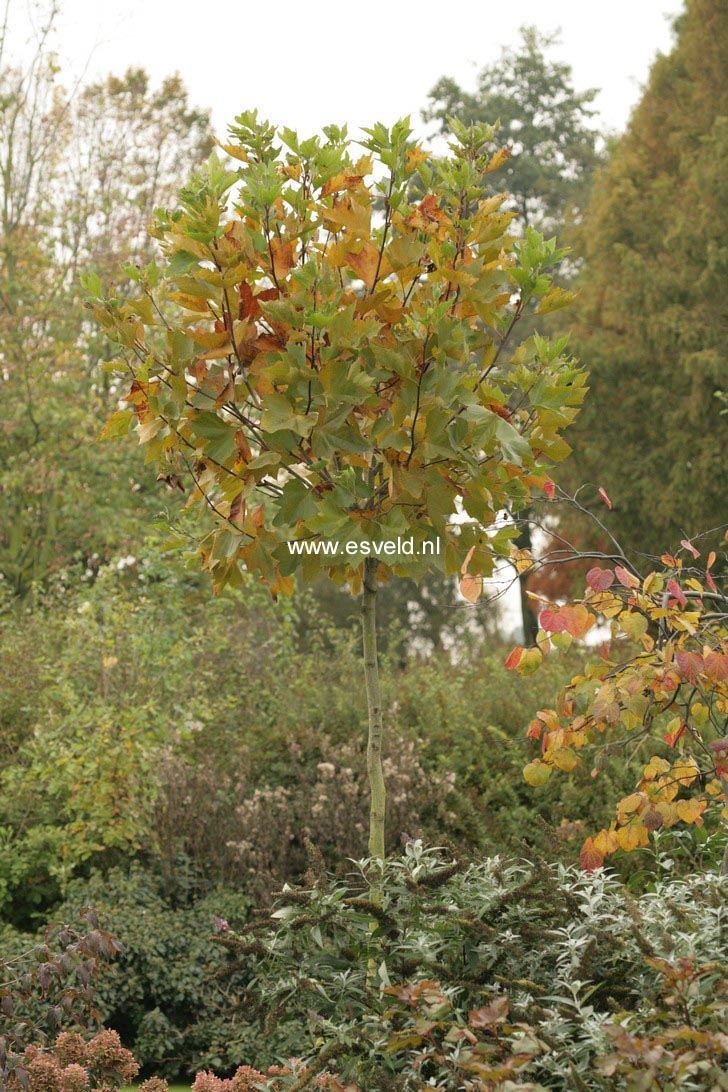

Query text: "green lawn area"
[123, 1086, 190, 1091]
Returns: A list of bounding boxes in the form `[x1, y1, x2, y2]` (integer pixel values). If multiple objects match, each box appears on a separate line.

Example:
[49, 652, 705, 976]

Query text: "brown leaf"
[235, 429, 253, 462]
[269, 238, 296, 278]
[469, 995, 508, 1028]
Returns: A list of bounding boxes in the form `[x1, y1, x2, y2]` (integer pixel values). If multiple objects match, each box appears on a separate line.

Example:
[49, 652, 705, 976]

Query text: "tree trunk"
[515, 508, 539, 645]
[362, 556, 386, 862]
[721, 777, 728, 877]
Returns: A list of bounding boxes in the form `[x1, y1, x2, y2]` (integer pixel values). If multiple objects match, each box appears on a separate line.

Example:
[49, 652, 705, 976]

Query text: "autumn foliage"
[86, 115, 584, 598]
[507, 531, 728, 871]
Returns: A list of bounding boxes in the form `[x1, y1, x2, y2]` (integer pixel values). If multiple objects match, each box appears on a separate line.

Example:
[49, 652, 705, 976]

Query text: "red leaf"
[675, 648, 704, 684]
[680, 538, 700, 559]
[704, 652, 728, 683]
[580, 837, 604, 873]
[540, 604, 594, 639]
[706, 570, 717, 593]
[586, 566, 615, 593]
[667, 579, 687, 609]
[614, 566, 639, 589]
[598, 486, 612, 509]
[504, 647, 524, 671]
[544, 480, 555, 500]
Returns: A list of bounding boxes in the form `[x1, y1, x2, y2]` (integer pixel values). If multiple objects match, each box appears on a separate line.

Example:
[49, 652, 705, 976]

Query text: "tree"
[559, 0, 728, 561]
[424, 26, 602, 235]
[426, 27, 602, 642]
[87, 112, 585, 864]
[0, 1, 213, 593]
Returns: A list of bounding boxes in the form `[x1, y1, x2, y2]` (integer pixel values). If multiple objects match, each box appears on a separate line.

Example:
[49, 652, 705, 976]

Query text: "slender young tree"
[87, 114, 585, 861]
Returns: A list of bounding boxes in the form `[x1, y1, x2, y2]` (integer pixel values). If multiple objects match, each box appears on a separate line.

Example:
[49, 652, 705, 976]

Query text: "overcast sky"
[9, 0, 683, 140]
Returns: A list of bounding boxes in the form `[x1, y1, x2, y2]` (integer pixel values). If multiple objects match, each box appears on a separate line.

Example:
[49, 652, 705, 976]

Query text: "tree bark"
[515, 508, 539, 645]
[721, 777, 728, 877]
[362, 556, 386, 862]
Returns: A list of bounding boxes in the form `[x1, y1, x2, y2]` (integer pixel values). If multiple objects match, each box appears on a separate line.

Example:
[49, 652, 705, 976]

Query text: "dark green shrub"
[47, 869, 250, 1079]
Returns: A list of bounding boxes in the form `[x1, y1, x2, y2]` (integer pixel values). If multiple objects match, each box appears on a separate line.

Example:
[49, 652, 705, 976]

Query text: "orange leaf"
[540, 604, 594, 639]
[320, 172, 364, 198]
[345, 242, 380, 289]
[269, 238, 296, 278]
[459, 573, 483, 603]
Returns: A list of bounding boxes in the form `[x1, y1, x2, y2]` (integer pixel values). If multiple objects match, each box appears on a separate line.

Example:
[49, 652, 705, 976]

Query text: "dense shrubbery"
[3, 555, 725, 1084]
[200, 844, 728, 1088]
[4, 848, 726, 1088]
[0, 550, 645, 926]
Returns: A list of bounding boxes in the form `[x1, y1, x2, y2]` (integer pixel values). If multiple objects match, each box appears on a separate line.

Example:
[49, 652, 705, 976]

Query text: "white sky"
[9, 0, 683, 140]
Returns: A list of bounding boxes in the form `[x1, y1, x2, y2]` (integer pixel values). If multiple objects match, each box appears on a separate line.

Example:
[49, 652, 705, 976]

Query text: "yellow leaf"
[618, 792, 645, 816]
[99, 410, 134, 441]
[644, 756, 670, 780]
[594, 828, 619, 856]
[616, 823, 646, 852]
[675, 798, 706, 824]
[672, 757, 700, 786]
[552, 748, 578, 772]
[523, 761, 551, 787]
[534, 287, 577, 316]
[619, 610, 648, 642]
[484, 146, 512, 174]
[517, 647, 543, 676]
